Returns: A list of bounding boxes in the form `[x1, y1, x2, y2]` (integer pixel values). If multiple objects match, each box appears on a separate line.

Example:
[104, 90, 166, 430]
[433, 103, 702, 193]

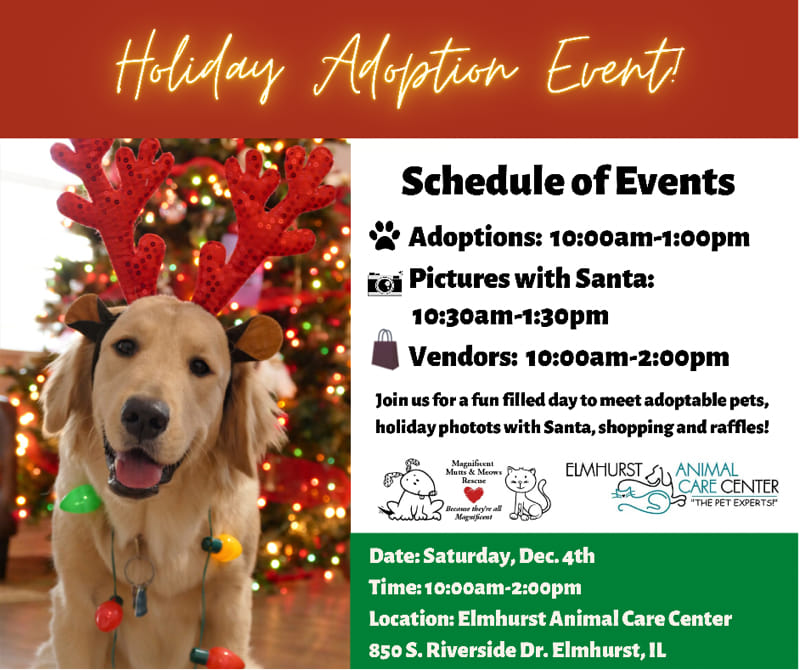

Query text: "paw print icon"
[370, 221, 400, 251]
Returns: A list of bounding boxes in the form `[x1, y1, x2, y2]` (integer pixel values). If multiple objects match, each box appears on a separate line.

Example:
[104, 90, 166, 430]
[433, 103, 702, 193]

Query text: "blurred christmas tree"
[0, 138, 351, 589]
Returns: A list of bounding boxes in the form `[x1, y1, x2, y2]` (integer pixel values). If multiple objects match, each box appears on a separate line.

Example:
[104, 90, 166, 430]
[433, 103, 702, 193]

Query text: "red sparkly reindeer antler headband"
[51, 139, 174, 303]
[51, 138, 335, 314]
[193, 145, 335, 314]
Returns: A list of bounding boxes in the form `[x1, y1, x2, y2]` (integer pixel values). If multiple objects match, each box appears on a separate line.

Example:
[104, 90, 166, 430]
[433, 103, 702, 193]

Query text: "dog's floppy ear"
[43, 294, 116, 435]
[383, 473, 402, 487]
[64, 294, 117, 341]
[218, 363, 284, 478]
[227, 315, 283, 363]
[41, 335, 95, 435]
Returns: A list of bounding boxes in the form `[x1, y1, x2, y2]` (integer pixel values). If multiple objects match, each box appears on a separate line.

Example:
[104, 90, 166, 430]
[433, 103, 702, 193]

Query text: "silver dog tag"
[132, 584, 148, 617]
[124, 539, 154, 619]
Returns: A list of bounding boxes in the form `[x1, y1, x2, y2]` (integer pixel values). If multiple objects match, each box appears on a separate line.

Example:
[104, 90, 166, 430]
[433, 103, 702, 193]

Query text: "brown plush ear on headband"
[64, 294, 117, 341]
[227, 315, 283, 363]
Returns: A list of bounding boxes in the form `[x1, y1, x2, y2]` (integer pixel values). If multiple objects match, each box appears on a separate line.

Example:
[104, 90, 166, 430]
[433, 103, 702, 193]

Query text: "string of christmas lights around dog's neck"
[60, 485, 245, 669]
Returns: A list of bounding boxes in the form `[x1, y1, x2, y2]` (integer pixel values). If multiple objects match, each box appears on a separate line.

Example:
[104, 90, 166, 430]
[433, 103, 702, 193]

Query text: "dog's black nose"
[121, 397, 170, 441]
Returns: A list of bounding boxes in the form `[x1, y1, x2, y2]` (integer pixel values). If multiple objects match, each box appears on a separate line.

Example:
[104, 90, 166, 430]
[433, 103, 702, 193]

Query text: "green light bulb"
[60, 484, 102, 513]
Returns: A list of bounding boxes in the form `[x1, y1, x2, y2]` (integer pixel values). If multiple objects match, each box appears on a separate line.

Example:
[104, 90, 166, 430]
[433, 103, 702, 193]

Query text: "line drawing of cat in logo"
[505, 466, 551, 520]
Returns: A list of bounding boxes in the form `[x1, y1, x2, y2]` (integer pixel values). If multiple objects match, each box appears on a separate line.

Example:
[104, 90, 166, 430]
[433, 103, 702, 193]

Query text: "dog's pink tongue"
[115, 451, 163, 489]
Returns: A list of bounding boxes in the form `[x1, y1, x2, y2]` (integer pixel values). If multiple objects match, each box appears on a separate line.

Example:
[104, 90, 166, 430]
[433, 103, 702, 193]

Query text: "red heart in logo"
[464, 487, 484, 503]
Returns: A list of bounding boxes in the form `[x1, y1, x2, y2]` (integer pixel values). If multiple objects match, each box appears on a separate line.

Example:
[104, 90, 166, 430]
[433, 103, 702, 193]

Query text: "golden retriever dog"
[37, 136, 335, 668]
[36, 294, 284, 668]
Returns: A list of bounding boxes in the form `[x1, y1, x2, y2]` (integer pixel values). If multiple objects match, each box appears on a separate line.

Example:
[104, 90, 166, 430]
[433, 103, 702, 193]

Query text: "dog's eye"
[189, 358, 211, 377]
[114, 339, 137, 357]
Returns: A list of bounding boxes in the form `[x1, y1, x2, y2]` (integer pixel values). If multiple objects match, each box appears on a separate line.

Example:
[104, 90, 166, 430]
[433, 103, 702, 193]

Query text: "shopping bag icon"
[372, 329, 399, 369]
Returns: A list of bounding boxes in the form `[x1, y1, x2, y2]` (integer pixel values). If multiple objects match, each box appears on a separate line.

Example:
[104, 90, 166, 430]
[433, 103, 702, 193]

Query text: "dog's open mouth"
[104, 438, 183, 499]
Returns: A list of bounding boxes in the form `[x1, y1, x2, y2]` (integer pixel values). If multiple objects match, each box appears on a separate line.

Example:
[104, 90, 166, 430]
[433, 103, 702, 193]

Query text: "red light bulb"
[95, 596, 123, 632]
[190, 647, 244, 669]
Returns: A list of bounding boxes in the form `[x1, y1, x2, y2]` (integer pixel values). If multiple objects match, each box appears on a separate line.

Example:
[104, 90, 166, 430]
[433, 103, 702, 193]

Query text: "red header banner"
[0, 0, 796, 137]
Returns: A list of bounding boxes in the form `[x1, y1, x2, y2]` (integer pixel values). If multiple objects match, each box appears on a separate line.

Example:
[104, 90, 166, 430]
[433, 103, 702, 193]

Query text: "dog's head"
[43, 294, 284, 499]
[399, 469, 436, 497]
[44, 138, 336, 502]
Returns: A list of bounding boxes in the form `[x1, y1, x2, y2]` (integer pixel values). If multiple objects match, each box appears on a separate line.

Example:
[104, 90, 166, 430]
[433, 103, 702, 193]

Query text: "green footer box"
[351, 533, 798, 668]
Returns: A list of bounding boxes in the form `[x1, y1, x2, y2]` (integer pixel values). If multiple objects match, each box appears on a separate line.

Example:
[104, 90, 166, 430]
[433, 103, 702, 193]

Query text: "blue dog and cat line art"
[613, 465, 687, 514]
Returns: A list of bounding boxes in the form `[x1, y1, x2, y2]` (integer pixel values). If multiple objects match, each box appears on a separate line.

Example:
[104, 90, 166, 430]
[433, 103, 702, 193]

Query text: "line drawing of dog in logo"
[379, 458, 444, 520]
[613, 465, 687, 514]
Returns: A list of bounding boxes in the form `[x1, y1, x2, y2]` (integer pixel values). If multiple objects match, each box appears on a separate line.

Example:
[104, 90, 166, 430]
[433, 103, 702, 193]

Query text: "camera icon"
[368, 271, 403, 296]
